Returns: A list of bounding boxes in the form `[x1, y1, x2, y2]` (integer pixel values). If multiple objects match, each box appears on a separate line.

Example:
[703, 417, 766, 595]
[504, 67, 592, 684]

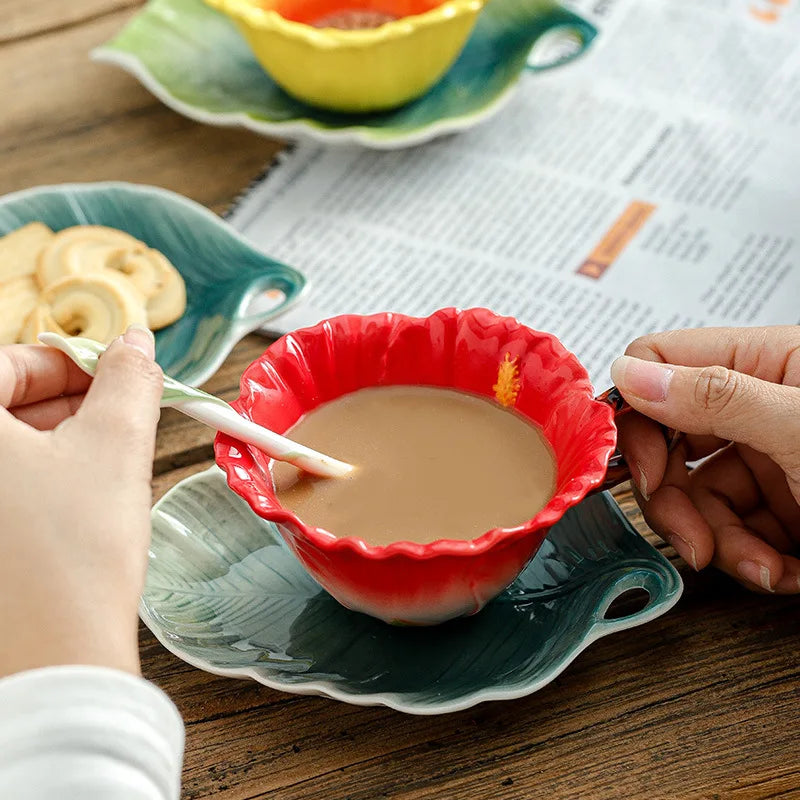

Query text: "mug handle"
[593, 386, 683, 493]
[524, 7, 598, 73]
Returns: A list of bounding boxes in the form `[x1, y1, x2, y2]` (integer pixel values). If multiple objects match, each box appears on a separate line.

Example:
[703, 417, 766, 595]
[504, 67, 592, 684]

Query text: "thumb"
[610, 355, 800, 466]
[74, 325, 163, 467]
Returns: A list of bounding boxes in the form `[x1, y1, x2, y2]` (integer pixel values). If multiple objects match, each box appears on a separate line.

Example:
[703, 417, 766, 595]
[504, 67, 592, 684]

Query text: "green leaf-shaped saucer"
[93, 0, 597, 149]
[144, 466, 682, 714]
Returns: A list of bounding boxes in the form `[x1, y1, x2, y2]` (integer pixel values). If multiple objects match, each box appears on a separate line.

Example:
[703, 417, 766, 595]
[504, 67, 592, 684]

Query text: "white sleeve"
[0, 665, 185, 800]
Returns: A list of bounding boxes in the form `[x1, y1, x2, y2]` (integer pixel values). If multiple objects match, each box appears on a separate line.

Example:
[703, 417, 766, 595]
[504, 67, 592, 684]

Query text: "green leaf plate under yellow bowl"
[93, 0, 597, 149]
[143, 466, 682, 714]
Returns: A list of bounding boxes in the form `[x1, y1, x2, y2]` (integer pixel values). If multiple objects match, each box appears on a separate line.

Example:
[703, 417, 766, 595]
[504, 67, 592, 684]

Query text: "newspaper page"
[228, 0, 800, 389]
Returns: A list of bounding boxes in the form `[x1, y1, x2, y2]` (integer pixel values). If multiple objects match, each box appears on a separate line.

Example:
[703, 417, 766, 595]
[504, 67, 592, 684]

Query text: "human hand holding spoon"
[38, 333, 353, 479]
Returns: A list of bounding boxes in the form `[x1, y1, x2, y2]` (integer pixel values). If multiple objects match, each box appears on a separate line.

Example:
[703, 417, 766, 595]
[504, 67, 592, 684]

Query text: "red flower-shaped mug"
[215, 308, 644, 625]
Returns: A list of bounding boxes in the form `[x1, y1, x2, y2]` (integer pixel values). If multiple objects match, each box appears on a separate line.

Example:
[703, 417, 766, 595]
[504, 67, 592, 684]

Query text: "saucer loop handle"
[593, 385, 682, 493]
[524, 8, 597, 73]
[234, 261, 307, 330]
[589, 563, 682, 638]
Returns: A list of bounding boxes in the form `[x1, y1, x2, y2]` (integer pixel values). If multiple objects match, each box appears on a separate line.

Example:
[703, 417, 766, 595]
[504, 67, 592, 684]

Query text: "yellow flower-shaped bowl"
[203, 0, 487, 112]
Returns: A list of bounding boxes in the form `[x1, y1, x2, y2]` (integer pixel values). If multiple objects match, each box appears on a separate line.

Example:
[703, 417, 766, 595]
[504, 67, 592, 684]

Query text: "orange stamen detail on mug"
[493, 353, 520, 407]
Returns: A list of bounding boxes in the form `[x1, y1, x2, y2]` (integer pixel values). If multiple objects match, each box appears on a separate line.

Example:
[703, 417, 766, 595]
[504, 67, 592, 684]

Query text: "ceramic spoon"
[39, 333, 354, 479]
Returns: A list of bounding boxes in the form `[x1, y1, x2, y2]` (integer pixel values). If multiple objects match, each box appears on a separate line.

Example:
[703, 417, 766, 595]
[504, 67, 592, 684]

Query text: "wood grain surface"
[2, 3, 799, 798]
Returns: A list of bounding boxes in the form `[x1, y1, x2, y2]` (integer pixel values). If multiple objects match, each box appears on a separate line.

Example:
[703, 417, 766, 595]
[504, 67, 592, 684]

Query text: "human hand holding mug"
[612, 326, 800, 594]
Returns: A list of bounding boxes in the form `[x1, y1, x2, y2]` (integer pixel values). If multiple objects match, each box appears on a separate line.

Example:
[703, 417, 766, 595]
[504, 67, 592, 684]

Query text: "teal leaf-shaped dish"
[144, 467, 682, 714]
[0, 183, 305, 386]
[92, 0, 597, 148]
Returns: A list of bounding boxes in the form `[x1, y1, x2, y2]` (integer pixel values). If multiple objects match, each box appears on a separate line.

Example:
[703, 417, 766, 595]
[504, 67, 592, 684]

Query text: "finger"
[624, 326, 800, 384]
[615, 412, 667, 500]
[742, 508, 794, 554]
[11, 394, 85, 430]
[683, 434, 730, 462]
[643, 485, 712, 570]
[737, 445, 800, 538]
[0, 345, 91, 409]
[692, 489, 786, 592]
[772, 555, 800, 594]
[689, 446, 795, 552]
[73, 326, 163, 475]
[639, 441, 714, 571]
[685, 441, 800, 552]
[610, 356, 800, 467]
[617, 418, 728, 500]
[689, 444, 761, 517]
[713, 524, 789, 593]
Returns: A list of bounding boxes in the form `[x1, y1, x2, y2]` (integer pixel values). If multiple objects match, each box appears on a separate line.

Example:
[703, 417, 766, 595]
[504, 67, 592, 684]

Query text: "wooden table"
[3, 3, 799, 797]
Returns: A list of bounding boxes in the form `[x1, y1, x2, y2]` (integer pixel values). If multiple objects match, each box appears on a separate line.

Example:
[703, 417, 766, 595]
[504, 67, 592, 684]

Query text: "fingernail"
[737, 560, 773, 592]
[611, 356, 673, 403]
[123, 324, 155, 358]
[666, 532, 698, 571]
[635, 463, 650, 501]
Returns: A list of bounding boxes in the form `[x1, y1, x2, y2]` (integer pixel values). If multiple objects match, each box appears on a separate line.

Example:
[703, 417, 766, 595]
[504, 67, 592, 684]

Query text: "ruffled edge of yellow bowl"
[203, 0, 487, 48]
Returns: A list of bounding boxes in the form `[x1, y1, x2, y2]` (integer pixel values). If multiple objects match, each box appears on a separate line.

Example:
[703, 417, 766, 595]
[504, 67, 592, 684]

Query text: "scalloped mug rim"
[204, 0, 488, 48]
[214, 307, 619, 560]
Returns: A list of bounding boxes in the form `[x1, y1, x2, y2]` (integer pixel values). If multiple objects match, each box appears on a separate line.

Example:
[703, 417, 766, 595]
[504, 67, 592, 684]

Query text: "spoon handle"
[175, 398, 353, 478]
[37, 333, 353, 479]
